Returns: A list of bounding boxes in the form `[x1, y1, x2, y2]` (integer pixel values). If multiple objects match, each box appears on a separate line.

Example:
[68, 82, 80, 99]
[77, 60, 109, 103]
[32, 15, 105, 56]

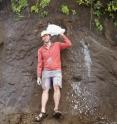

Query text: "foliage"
[107, 1, 117, 13]
[74, 0, 117, 31]
[93, 1, 103, 17]
[94, 18, 103, 31]
[31, 0, 50, 15]
[75, 0, 117, 19]
[11, 0, 28, 15]
[106, 0, 117, 19]
[60, 4, 70, 15]
[40, 0, 50, 9]
[75, 0, 91, 6]
[71, 9, 77, 15]
[10, 0, 117, 30]
[40, 10, 48, 17]
[11, 0, 50, 16]
[31, 3, 39, 13]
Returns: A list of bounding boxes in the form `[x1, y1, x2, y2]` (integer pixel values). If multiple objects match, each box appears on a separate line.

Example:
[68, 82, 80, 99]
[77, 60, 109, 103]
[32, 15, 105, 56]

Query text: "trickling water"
[71, 82, 82, 112]
[70, 39, 93, 114]
[80, 39, 92, 79]
[71, 81, 82, 96]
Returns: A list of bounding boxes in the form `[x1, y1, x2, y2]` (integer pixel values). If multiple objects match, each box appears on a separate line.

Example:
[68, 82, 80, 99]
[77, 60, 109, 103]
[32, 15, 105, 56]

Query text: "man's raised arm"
[59, 34, 72, 50]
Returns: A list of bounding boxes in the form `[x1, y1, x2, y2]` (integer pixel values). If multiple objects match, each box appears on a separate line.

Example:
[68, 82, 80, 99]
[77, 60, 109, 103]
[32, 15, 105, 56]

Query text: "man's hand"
[37, 77, 42, 85]
[60, 33, 64, 36]
[59, 33, 65, 40]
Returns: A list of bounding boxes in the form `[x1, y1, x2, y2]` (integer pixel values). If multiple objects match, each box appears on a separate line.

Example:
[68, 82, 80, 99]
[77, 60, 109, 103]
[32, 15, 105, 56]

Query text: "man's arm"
[37, 48, 43, 78]
[59, 34, 72, 50]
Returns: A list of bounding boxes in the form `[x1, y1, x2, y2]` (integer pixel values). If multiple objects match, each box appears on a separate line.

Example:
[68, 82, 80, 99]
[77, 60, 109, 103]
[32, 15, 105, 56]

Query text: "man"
[35, 30, 72, 122]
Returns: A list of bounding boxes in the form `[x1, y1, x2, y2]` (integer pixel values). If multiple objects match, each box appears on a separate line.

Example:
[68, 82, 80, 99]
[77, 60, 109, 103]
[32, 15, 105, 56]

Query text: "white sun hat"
[41, 30, 50, 37]
[46, 24, 65, 36]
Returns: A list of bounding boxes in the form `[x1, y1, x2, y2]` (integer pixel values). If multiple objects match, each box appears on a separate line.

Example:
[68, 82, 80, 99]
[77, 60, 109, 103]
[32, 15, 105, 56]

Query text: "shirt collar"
[43, 42, 54, 49]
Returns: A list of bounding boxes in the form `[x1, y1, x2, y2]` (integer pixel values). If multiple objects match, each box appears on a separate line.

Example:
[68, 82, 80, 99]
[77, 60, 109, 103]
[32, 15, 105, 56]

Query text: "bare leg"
[35, 89, 49, 121]
[41, 89, 49, 113]
[53, 85, 61, 111]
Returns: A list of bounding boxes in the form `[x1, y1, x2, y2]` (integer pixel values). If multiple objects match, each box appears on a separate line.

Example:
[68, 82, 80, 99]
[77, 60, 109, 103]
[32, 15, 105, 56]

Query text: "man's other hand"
[37, 77, 42, 85]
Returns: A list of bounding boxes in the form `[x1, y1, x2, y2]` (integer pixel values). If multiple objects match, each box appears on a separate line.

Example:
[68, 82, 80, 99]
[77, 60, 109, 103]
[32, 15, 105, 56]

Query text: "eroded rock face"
[104, 18, 117, 46]
[0, 16, 117, 124]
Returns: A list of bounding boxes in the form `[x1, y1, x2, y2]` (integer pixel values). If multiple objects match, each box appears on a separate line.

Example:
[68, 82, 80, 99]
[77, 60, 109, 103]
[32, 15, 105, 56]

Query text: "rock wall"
[0, 15, 117, 124]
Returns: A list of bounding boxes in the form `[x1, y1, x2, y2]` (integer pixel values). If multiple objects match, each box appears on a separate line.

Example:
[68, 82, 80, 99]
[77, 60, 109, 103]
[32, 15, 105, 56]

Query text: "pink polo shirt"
[37, 35, 72, 77]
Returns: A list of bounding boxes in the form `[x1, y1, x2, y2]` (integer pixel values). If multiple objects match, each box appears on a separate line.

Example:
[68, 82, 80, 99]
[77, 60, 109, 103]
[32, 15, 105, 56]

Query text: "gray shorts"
[41, 70, 62, 90]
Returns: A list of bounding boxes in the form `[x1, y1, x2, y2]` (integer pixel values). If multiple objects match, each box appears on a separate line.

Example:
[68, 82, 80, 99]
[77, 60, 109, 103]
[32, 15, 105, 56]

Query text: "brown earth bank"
[0, 4, 117, 124]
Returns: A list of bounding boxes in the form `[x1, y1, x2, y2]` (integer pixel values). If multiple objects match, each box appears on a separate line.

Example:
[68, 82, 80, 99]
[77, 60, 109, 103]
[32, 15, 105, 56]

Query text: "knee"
[43, 89, 49, 94]
[53, 85, 60, 92]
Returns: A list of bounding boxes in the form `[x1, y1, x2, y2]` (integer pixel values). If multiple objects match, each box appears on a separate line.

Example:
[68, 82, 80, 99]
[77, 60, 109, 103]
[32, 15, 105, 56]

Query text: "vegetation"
[11, 0, 28, 15]
[107, 1, 117, 18]
[71, 9, 77, 15]
[75, 0, 91, 6]
[94, 18, 103, 31]
[74, 0, 117, 30]
[60, 4, 70, 15]
[11, 0, 50, 17]
[31, 0, 50, 16]
[10, 0, 117, 30]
